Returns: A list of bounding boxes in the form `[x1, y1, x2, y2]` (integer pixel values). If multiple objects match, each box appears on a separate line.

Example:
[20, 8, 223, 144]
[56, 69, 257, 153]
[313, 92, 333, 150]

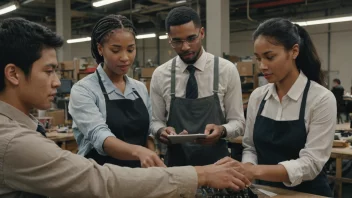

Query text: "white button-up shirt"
[242, 72, 336, 187]
[150, 48, 245, 139]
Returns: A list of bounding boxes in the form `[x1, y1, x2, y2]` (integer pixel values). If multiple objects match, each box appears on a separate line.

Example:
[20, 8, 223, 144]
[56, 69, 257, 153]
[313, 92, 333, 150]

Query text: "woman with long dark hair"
[217, 18, 336, 196]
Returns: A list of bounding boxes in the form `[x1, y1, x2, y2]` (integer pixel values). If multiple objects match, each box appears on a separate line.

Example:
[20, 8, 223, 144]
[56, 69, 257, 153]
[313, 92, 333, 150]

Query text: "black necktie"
[186, 65, 198, 99]
[36, 124, 47, 137]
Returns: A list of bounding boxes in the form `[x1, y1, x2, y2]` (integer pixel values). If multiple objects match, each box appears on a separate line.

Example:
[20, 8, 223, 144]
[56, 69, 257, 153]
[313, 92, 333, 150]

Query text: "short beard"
[180, 48, 201, 64]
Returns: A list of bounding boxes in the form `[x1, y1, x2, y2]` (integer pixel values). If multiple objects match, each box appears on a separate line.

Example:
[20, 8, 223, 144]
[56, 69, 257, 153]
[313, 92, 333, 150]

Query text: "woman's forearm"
[103, 137, 140, 160]
[250, 164, 290, 183]
[146, 136, 156, 151]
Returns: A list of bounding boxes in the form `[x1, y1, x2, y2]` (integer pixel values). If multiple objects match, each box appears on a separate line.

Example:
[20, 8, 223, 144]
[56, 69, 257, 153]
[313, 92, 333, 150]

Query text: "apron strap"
[213, 56, 219, 93]
[257, 91, 269, 116]
[132, 88, 142, 99]
[299, 80, 311, 120]
[170, 58, 177, 99]
[257, 79, 311, 118]
[96, 69, 110, 101]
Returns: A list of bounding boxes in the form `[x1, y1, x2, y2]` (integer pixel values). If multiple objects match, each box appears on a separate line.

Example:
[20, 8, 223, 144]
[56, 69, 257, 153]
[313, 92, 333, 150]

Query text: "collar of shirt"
[264, 71, 308, 102]
[0, 100, 37, 131]
[177, 47, 208, 73]
[97, 64, 136, 96]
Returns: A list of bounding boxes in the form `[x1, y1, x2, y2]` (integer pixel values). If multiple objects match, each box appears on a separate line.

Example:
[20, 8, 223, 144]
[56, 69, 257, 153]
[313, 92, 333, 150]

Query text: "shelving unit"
[223, 54, 259, 102]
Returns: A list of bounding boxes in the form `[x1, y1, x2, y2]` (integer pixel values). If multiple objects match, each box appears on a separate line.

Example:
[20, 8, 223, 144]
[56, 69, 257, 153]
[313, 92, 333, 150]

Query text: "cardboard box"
[141, 68, 156, 78]
[78, 73, 90, 80]
[228, 55, 240, 63]
[333, 140, 350, 148]
[146, 79, 151, 93]
[60, 61, 74, 70]
[46, 109, 65, 126]
[236, 62, 253, 76]
[140, 78, 151, 93]
[62, 71, 74, 80]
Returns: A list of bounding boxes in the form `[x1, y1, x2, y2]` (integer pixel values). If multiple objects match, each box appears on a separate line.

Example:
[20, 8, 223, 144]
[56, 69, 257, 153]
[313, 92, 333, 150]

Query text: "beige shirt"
[150, 49, 245, 138]
[0, 100, 198, 198]
[242, 72, 336, 187]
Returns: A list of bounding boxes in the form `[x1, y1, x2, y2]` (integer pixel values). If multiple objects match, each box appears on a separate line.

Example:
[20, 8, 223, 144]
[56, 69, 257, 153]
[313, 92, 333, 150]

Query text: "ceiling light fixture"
[176, 0, 187, 4]
[92, 0, 122, 7]
[136, 33, 156, 39]
[0, 2, 18, 15]
[159, 35, 168, 39]
[67, 37, 91, 44]
[294, 14, 352, 26]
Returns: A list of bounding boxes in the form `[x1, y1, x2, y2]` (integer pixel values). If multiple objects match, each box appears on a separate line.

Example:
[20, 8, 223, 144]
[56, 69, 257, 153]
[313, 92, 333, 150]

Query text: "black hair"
[165, 6, 201, 32]
[333, 78, 341, 85]
[0, 17, 63, 92]
[253, 18, 324, 85]
[91, 14, 137, 64]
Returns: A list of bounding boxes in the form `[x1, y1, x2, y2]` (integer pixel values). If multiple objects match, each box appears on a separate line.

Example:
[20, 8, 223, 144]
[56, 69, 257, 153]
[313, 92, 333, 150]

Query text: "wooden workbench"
[330, 147, 352, 198]
[255, 184, 326, 197]
[336, 123, 352, 131]
[46, 130, 78, 153]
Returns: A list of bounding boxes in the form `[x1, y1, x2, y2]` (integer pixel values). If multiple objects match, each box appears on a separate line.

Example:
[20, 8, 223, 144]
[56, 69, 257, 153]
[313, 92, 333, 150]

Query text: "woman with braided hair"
[69, 14, 165, 168]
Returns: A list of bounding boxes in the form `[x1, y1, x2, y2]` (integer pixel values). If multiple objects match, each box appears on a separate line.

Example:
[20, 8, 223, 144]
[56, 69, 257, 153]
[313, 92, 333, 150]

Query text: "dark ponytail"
[253, 18, 324, 85]
[294, 24, 324, 85]
[91, 15, 137, 64]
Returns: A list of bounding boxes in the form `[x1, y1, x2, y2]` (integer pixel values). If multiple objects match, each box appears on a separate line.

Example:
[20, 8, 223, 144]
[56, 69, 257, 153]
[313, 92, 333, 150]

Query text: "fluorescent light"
[176, 0, 186, 4]
[0, 2, 18, 15]
[92, 0, 122, 7]
[136, 33, 156, 39]
[22, 0, 35, 5]
[294, 15, 352, 26]
[67, 37, 91, 44]
[159, 35, 168, 39]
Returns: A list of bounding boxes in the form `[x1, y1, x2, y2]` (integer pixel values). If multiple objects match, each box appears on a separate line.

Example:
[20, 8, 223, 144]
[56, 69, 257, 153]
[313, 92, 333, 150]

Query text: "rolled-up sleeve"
[279, 92, 336, 187]
[222, 63, 245, 139]
[242, 88, 259, 165]
[150, 68, 167, 136]
[4, 130, 198, 198]
[69, 84, 115, 156]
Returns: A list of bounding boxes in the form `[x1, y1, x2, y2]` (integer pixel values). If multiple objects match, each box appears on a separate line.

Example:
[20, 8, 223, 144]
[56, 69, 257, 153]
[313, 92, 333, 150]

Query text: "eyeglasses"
[169, 30, 201, 48]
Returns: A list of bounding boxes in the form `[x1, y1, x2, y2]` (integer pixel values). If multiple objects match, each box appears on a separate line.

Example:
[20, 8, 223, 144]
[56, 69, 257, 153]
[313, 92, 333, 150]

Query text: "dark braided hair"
[91, 14, 137, 64]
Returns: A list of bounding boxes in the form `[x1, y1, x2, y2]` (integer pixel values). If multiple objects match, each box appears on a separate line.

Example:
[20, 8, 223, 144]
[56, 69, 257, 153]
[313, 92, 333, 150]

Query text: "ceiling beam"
[149, 0, 170, 5]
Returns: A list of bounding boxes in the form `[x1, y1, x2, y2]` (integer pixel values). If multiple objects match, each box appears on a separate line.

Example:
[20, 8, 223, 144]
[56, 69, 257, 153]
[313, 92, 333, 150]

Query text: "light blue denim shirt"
[68, 64, 152, 156]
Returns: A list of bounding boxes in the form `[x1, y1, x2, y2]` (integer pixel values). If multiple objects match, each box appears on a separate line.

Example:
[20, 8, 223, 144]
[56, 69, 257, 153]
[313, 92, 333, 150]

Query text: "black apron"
[85, 70, 150, 168]
[253, 80, 332, 197]
[165, 57, 229, 166]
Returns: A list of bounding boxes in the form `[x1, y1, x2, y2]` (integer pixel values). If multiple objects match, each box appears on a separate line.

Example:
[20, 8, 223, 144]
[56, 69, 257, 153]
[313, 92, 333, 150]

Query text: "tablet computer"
[167, 134, 207, 144]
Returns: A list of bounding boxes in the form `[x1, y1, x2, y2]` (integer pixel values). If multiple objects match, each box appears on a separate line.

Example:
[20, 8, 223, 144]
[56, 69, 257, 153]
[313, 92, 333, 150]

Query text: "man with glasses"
[150, 6, 245, 166]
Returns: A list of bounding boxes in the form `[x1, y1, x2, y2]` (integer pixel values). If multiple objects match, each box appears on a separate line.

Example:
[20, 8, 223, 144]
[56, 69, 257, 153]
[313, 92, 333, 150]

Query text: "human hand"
[195, 162, 251, 191]
[134, 146, 166, 168]
[158, 127, 176, 144]
[215, 157, 255, 182]
[197, 124, 224, 145]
